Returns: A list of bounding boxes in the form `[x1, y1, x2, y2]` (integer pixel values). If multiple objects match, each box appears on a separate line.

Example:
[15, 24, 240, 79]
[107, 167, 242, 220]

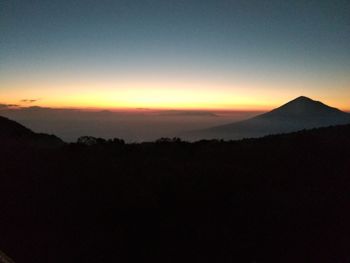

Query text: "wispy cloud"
[20, 99, 40, 103]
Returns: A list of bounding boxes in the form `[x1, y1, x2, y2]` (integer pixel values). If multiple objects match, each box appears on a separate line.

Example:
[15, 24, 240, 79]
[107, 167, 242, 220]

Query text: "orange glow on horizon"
[1, 78, 349, 112]
[2, 95, 349, 112]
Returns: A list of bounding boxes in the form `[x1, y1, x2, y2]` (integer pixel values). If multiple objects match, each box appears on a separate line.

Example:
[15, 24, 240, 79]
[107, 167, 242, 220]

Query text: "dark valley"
[1, 114, 350, 262]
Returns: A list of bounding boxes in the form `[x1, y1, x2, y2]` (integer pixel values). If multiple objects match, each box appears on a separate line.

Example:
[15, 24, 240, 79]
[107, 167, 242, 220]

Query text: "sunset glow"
[1, 75, 349, 111]
[1, 0, 349, 111]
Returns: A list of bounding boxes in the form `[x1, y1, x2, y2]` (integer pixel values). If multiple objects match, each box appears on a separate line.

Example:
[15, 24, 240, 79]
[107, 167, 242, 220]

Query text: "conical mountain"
[187, 96, 350, 140]
[261, 96, 348, 118]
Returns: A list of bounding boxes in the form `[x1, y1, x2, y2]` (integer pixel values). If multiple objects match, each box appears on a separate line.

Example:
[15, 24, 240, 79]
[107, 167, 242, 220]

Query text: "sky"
[1, 0, 350, 110]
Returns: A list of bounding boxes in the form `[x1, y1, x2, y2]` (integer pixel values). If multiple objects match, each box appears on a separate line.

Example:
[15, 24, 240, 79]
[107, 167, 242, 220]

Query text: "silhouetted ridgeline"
[1, 124, 350, 262]
[0, 116, 63, 148]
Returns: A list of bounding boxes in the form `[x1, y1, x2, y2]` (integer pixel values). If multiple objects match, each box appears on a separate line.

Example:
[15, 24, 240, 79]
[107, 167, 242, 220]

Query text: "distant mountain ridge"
[186, 96, 350, 140]
[0, 115, 63, 148]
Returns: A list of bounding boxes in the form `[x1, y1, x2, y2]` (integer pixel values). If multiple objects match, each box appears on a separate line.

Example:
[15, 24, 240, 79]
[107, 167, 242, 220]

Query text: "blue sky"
[1, 0, 349, 109]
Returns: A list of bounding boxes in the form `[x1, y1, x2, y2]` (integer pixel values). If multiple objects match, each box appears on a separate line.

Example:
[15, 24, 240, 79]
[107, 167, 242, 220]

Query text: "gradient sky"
[1, 0, 349, 110]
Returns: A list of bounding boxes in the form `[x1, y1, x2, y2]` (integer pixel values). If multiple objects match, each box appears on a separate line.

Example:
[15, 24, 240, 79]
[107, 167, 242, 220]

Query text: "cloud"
[0, 103, 19, 109]
[21, 99, 40, 103]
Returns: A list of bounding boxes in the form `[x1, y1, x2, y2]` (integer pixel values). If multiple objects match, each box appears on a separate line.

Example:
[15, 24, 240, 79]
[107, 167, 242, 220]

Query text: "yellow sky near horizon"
[1, 75, 349, 111]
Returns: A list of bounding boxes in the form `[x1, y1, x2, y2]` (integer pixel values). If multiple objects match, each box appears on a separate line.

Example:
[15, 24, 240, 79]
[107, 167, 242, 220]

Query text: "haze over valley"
[1, 96, 349, 142]
[0, 106, 262, 142]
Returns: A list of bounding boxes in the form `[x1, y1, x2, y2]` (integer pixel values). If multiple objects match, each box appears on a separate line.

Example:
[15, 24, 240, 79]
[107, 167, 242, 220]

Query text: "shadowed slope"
[0, 116, 33, 137]
[0, 250, 15, 263]
[0, 115, 63, 148]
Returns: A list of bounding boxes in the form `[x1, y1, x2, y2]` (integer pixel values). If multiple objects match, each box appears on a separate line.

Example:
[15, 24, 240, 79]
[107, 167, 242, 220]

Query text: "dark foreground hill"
[1, 124, 350, 262]
[187, 96, 350, 140]
[0, 115, 63, 148]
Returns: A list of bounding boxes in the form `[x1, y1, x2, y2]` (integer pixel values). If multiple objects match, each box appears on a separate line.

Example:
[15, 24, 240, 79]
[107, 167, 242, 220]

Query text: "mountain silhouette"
[0, 115, 63, 148]
[1, 122, 350, 262]
[187, 96, 350, 140]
